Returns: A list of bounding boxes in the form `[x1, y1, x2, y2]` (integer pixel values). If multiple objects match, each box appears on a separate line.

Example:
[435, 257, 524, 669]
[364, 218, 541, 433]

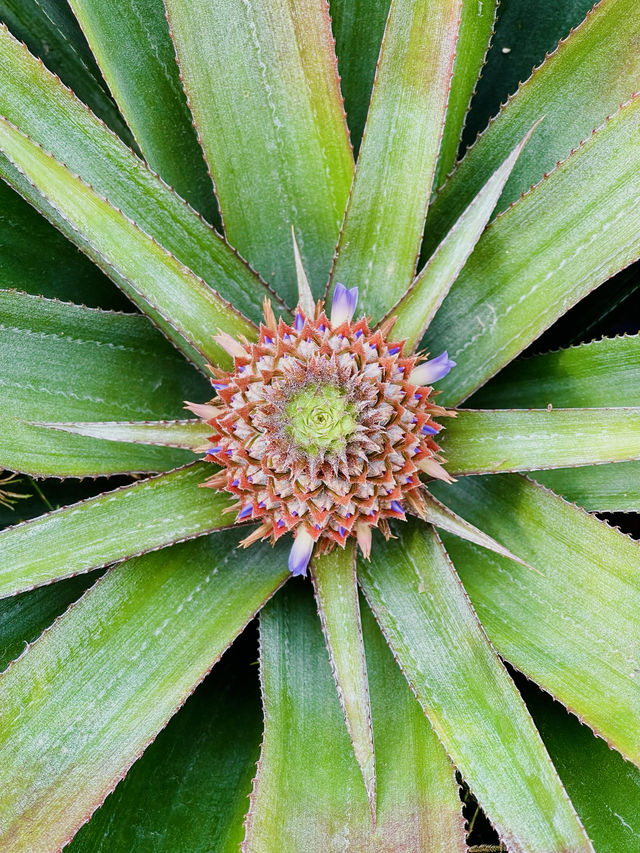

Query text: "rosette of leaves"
[0, 0, 639, 850]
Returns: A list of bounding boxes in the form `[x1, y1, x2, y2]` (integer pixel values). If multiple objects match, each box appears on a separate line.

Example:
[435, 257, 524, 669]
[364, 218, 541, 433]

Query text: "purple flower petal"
[295, 312, 304, 331]
[409, 351, 456, 385]
[237, 505, 253, 520]
[390, 500, 404, 515]
[288, 528, 314, 577]
[421, 424, 438, 435]
[330, 283, 359, 326]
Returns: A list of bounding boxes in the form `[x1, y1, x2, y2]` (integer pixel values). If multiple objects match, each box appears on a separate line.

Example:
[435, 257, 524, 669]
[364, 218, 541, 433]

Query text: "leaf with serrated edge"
[440, 407, 640, 474]
[0, 23, 282, 325]
[0, 463, 234, 599]
[0, 530, 289, 853]
[67, 0, 218, 221]
[328, 0, 390, 154]
[527, 687, 640, 853]
[243, 581, 465, 851]
[388, 122, 537, 349]
[432, 473, 640, 766]
[421, 489, 531, 570]
[422, 0, 640, 258]
[469, 334, 640, 511]
[330, 0, 462, 321]
[311, 543, 376, 819]
[531, 462, 640, 512]
[425, 95, 640, 406]
[0, 180, 121, 306]
[0, 290, 207, 477]
[165, 0, 353, 303]
[358, 521, 593, 853]
[36, 420, 211, 450]
[67, 647, 264, 853]
[0, 0, 133, 144]
[0, 116, 256, 370]
[471, 333, 640, 409]
[432, 0, 498, 191]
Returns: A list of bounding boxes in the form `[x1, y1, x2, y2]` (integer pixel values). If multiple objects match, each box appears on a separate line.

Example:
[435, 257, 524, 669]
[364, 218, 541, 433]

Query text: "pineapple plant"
[0, 0, 638, 850]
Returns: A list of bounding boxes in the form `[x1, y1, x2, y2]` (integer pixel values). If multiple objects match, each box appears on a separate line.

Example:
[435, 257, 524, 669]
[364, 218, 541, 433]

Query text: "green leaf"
[440, 407, 640, 475]
[67, 0, 218, 223]
[330, 0, 462, 321]
[468, 334, 640, 511]
[358, 521, 592, 853]
[470, 334, 640, 409]
[423, 0, 640, 258]
[0, 291, 207, 418]
[361, 598, 466, 851]
[0, 0, 132, 142]
[463, 0, 595, 149]
[527, 687, 640, 853]
[328, 0, 390, 154]
[433, 473, 640, 766]
[38, 420, 211, 450]
[244, 581, 465, 851]
[0, 181, 123, 307]
[531, 463, 640, 512]
[0, 291, 206, 476]
[0, 574, 99, 672]
[389, 124, 534, 350]
[421, 489, 531, 569]
[311, 543, 376, 818]
[432, 0, 497, 191]
[0, 23, 279, 326]
[424, 95, 640, 406]
[164, 0, 353, 302]
[68, 645, 263, 853]
[0, 463, 232, 599]
[0, 531, 288, 853]
[0, 117, 257, 370]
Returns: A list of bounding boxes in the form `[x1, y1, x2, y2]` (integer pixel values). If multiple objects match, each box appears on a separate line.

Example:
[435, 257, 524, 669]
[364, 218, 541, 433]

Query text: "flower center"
[285, 383, 356, 455]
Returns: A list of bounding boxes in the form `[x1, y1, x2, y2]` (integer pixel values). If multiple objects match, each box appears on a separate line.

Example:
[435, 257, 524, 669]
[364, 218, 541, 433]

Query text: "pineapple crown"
[187, 260, 456, 578]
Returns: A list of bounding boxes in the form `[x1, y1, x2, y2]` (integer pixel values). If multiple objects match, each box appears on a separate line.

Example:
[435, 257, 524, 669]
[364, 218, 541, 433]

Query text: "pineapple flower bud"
[187, 288, 455, 577]
[408, 351, 456, 385]
[330, 283, 359, 326]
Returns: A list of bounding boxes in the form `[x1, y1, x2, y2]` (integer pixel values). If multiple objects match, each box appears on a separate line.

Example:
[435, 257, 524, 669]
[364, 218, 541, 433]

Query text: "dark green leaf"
[527, 686, 640, 853]
[68, 644, 263, 853]
[0, 182, 122, 307]
[0, 574, 98, 672]
[470, 334, 640, 409]
[328, 0, 390, 154]
[67, 0, 218, 222]
[531, 463, 640, 512]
